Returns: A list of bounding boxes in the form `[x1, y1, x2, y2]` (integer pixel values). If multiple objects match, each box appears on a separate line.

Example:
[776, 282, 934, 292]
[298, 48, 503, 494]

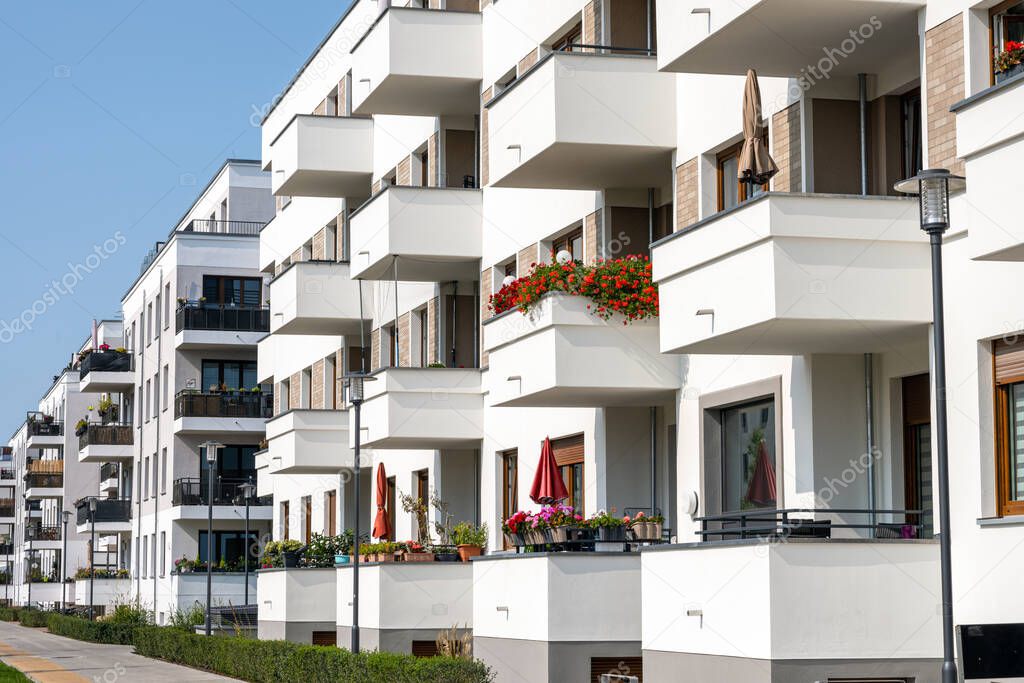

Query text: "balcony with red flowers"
[482, 257, 680, 408]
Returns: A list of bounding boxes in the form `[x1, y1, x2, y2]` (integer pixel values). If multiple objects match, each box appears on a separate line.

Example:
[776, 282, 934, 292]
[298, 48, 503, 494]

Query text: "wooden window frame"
[552, 21, 583, 53]
[552, 227, 584, 262]
[552, 434, 585, 514]
[995, 374, 1024, 517]
[386, 476, 397, 542]
[716, 138, 769, 212]
[501, 450, 518, 549]
[990, 0, 1024, 85]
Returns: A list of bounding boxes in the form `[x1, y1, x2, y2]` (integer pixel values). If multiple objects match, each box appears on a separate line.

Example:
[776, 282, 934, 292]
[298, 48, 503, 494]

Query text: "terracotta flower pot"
[456, 544, 483, 562]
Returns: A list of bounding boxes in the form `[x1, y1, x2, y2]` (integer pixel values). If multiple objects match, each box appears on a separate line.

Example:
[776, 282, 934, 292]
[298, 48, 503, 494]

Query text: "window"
[145, 380, 151, 421]
[160, 447, 167, 494]
[721, 398, 777, 511]
[501, 450, 518, 549]
[163, 283, 171, 328]
[325, 490, 337, 536]
[146, 303, 153, 345]
[991, 1, 1024, 82]
[152, 372, 160, 419]
[130, 321, 137, 354]
[303, 496, 312, 543]
[325, 354, 337, 410]
[201, 360, 259, 392]
[503, 261, 516, 278]
[902, 374, 932, 536]
[137, 385, 144, 425]
[281, 501, 290, 540]
[202, 275, 262, 307]
[160, 531, 166, 576]
[552, 435, 584, 514]
[384, 324, 397, 367]
[151, 535, 157, 578]
[154, 293, 161, 336]
[280, 378, 291, 412]
[417, 308, 429, 367]
[142, 534, 148, 577]
[551, 21, 582, 53]
[995, 338, 1024, 516]
[416, 469, 429, 522]
[198, 530, 259, 566]
[387, 476, 396, 542]
[552, 227, 583, 262]
[200, 445, 257, 490]
[162, 365, 169, 410]
[717, 138, 769, 211]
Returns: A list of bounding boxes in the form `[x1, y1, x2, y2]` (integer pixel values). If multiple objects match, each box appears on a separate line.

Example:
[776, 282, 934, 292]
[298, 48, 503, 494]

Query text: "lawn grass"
[0, 661, 30, 682]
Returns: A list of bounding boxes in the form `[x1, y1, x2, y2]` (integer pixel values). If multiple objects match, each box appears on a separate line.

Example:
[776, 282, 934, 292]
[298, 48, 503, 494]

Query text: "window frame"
[716, 137, 770, 212]
[552, 227, 584, 262]
[990, 0, 1024, 85]
[996, 374, 1024, 517]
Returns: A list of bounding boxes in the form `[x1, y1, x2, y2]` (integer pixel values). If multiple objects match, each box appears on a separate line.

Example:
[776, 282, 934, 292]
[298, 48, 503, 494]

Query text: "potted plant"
[628, 512, 664, 541]
[452, 522, 487, 562]
[996, 40, 1024, 83]
[502, 511, 530, 547]
[74, 418, 89, 437]
[42, 414, 54, 425]
[538, 503, 579, 544]
[401, 540, 434, 563]
[588, 510, 627, 542]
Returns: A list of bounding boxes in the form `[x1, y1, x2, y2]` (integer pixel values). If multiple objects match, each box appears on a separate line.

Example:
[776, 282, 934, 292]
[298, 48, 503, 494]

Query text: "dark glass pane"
[722, 398, 776, 511]
[1010, 383, 1024, 502]
[222, 362, 241, 390]
[201, 362, 220, 391]
[242, 364, 257, 390]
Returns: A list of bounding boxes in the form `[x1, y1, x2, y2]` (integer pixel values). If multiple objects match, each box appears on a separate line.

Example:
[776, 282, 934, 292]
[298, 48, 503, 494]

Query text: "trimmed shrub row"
[133, 628, 492, 683]
[13, 613, 492, 683]
[45, 613, 138, 645]
[0, 607, 20, 622]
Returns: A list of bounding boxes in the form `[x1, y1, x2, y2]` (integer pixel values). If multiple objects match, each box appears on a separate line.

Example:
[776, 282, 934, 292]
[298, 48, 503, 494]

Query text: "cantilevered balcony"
[657, 0, 924, 76]
[77, 423, 133, 463]
[24, 523, 61, 550]
[26, 418, 63, 449]
[171, 477, 270, 508]
[486, 51, 675, 190]
[267, 115, 373, 198]
[0, 499, 14, 522]
[483, 294, 679, 407]
[355, 368, 483, 449]
[78, 349, 134, 393]
[350, 6, 482, 116]
[173, 390, 272, 436]
[25, 470, 63, 499]
[268, 261, 371, 335]
[652, 193, 931, 355]
[175, 303, 269, 349]
[349, 186, 482, 281]
[265, 409, 352, 475]
[75, 498, 132, 535]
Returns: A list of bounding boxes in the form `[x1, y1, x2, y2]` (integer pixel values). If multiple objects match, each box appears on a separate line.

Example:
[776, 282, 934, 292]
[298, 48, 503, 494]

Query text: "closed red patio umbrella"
[372, 462, 391, 540]
[529, 437, 568, 505]
[745, 439, 777, 508]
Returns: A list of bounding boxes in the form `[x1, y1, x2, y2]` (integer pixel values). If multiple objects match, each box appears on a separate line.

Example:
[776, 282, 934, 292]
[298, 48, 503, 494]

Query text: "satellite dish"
[555, 250, 572, 265]
[501, 275, 516, 287]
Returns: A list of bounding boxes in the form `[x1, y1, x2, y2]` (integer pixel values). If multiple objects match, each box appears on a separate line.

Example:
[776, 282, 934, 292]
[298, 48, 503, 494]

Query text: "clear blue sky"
[0, 1, 351, 437]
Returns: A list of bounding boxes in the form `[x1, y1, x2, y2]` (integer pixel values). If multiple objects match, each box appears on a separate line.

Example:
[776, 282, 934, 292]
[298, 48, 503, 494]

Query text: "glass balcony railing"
[76, 498, 132, 526]
[78, 349, 133, 378]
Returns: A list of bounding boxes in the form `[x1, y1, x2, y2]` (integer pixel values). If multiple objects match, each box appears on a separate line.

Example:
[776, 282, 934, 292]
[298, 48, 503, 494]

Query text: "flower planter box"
[403, 552, 435, 563]
[996, 63, 1024, 83]
[545, 526, 572, 544]
[504, 532, 524, 547]
[434, 551, 460, 562]
[334, 554, 351, 566]
[595, 526, 626, 542]
[628, 522, 663, 541]
[524, 529, 546, 546]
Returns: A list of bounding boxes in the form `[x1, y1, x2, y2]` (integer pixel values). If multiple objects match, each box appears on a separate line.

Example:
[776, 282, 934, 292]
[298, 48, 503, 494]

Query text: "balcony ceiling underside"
[276, 169, 371, 201]
[79, 372, 133, 394]
[272, 316, 368, 336]
[491, 142, 673, 190]
[353, 75, 481, 116]
[356, 254, 481, 282]
[492, 386, 678, 409]
[78, 445, 133, 464]
[665, 318, 928, 356]
[664, 0, 924, 77]
[362, 434, 482, 450]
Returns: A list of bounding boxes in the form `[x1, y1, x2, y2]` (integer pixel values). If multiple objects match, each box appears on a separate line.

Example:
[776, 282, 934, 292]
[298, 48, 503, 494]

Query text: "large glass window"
[717, 139, 768, 212]
[202, 275, 261, 307]
[992, 1, 1024, 79]
[201, 360, 258, 392]
[721, 398, 777, 511]
[198, 530, 259, 567]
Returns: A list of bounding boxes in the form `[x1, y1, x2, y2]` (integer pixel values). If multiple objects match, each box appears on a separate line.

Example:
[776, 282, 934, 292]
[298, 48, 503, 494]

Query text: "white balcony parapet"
[267, 115, 373, 199]
[258, 568, 337, 642]
[265, 409, 352, 475]
[355, 368, 483, 449]
[269, 261, 371, 336]
[652, 192, 931, 355]
[484, 293, 680, 407]
[656, 0, 924, 77]
[351, 7, 482, 116]
[486, 52, 675, 190]
[349, 186, 482, 281]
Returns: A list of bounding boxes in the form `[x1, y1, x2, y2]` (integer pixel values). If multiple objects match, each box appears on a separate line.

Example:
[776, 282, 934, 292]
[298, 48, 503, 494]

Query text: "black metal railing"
[172, 477, 269, 507]
[696, 508, 925, 542]
[25, 524, 60, 542]
[560, 43, 657, 56]
[78, 424, 134, 451]
[0, 500, 13, 518]
[27, 420, 63, 437]
[79, 349, 133, 378]
[76, 498, 132, 526]
[0, 544, 12, 555]
[0, 470, 15, 480]
[25, 473, 63, 489]
[174, 390, 273, 419]
[175, 303, 270, 333]
[183, 219, 266, 236]
[99, 463, 119, 482]
[209, 604, 257, 629]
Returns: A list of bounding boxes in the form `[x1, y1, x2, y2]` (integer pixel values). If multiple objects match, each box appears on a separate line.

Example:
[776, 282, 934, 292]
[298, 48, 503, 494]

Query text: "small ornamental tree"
[489, 255, 658, 323]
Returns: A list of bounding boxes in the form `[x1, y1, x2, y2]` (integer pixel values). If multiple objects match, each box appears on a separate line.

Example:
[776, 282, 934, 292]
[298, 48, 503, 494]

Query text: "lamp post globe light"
[894, 168, 965, 683]
[342, 371, 375, 654]
[61, 509, 71, 613]
[88, 497, 97, 620]
[238, 480, 256, 607]
[200, 441, 223, 636]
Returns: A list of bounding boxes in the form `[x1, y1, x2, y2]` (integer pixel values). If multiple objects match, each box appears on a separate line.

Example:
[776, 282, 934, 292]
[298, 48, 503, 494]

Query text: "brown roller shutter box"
[995, 339, 1024, 385]
[311, 631, 336, 646]
[551, 434, 584, 466]
[411, 640, 439, 657]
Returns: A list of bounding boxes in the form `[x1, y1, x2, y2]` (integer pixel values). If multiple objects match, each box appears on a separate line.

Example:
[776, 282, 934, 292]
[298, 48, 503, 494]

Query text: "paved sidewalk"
[0, 620, 237, 682]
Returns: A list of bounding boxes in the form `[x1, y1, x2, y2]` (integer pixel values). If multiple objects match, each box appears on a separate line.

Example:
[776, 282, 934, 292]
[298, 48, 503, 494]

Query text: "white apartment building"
[113, 159, 276, 624]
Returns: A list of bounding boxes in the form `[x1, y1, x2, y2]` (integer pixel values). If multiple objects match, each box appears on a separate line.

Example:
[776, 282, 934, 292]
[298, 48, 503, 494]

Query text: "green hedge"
[133, 627, 493, 683]
[0, 607, 20, 622]
[16, 609, 49, 627]
[45, 613, 138, 645]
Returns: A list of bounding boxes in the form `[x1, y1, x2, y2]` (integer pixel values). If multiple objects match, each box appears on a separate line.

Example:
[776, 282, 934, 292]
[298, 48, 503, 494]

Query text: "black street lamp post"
[895, 168, 966, 683]
[342, 372, 375, 654]
[61, 509, 70, 613]
[238, 480, 256, 607]
[201, 441, 222, 636]
[89, 497, 97, 620]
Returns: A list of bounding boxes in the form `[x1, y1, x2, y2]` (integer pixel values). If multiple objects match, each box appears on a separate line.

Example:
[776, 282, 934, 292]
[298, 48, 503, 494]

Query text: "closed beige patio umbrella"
[738, 69, 778, 188]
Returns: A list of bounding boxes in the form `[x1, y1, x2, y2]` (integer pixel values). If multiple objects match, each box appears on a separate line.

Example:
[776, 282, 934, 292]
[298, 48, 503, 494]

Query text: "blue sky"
[0, 1, 351, 437]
